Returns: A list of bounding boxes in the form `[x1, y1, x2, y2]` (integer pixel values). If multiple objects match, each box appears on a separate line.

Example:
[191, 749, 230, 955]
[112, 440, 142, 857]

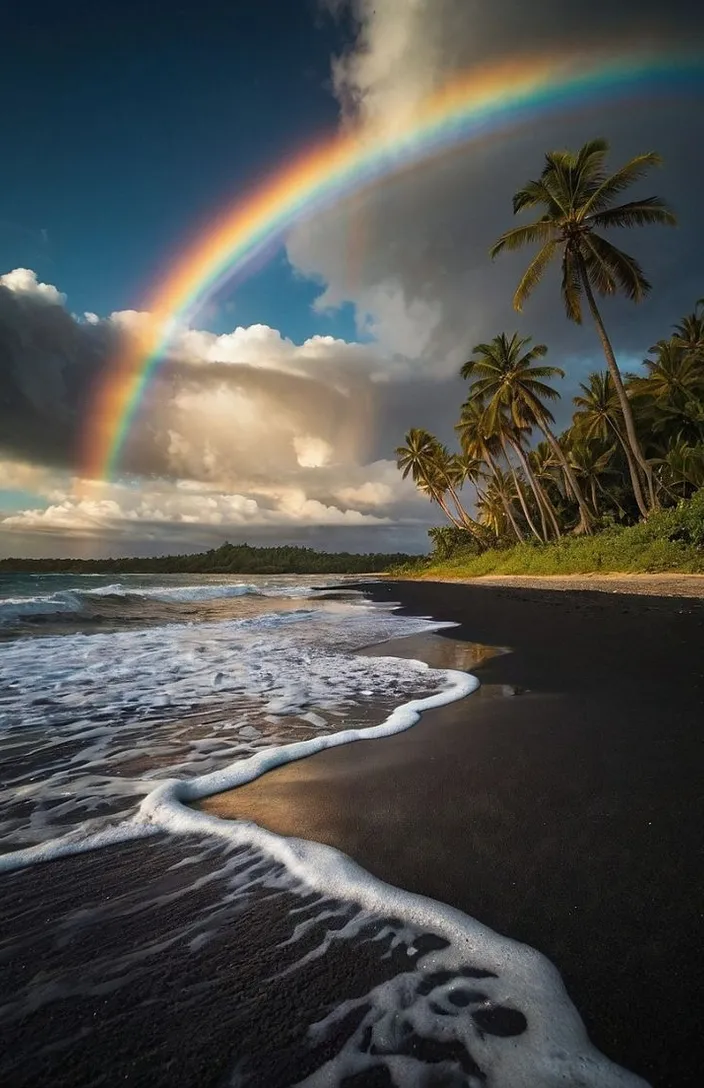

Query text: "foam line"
[0, 817, 161, 873]
[0, 657, 648, 1084]
[136, 669, 645, 1087]
[0, 664, 473, 874]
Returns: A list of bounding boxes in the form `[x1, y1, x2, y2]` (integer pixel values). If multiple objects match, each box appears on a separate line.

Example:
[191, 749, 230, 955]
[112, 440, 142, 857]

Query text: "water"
[0, 572, 648, 1086]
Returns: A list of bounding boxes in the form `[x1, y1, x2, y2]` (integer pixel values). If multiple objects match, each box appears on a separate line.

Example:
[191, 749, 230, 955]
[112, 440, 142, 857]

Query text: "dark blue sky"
[0, 0, 357, 341]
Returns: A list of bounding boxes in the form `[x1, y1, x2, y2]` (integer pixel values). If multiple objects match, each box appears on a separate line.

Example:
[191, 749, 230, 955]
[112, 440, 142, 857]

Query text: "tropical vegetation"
[395, 139, 704, 573]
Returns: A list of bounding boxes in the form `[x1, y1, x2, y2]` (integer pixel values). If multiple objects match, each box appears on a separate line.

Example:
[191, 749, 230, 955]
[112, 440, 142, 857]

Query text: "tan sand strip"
[409, 572, 704, 598]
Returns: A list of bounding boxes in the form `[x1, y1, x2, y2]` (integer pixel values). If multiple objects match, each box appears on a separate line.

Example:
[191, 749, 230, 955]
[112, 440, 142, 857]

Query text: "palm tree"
[396, 428, 462, 528]
[454, 452, 489, 506]
[455, 399, 525, 541]
[395, 428, 485, 539]
[492, 413, 548, 541]
[565, 437, 619, 517]
[572, 371, 649, 518]
[530, 439, 564, 500]
[477, 475, 513, 538]
[490, 138, 676, 512]
[630, 338, 704, 446]
[462, 333, 593, 532]
[652, 437, 704, 500]
[672, 299, 704, 359]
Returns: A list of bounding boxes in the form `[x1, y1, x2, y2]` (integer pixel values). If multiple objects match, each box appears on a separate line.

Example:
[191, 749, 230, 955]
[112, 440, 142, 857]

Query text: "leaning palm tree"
[490, 138, 676, 512]
[492, 412, 548, 541]
[462, 333, 593, 533]
[455, 398, 525, 541]
[396, 428, 463, 528]
[476, 479, 510, 538]
[395, 428, 485, 539]
[565, 437, 619, 517]
[572, 371, 648, 517]
[441, 449, 483, 529]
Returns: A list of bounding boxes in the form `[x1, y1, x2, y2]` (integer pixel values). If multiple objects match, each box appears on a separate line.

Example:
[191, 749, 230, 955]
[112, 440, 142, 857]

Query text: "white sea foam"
[0, 578, 324, 621]
[0, 587, 650, 1086]
[143, 680, 646, 1088]
[0, 602, 453, 847]
[1, 668, 645, 1086]
[0, 589, 87, 622]
[84, 581, 264, 602]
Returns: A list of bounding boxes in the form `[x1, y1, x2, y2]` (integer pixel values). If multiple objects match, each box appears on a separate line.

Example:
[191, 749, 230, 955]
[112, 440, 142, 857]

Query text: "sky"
[1, 0, 703, 558]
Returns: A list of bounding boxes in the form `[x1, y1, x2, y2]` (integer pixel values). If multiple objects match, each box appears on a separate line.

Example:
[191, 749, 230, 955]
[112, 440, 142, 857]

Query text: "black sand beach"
[201, 580, 704, 1087]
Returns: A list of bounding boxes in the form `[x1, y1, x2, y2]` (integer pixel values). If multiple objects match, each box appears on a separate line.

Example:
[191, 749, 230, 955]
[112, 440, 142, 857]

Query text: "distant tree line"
[0, 541, 418, 575]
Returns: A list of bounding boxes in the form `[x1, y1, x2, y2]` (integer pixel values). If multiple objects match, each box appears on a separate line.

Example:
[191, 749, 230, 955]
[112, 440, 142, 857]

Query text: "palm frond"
[512, 179, 563, 217]
[584, 233, 651, 302]
[517, 342, 549, 362]
[573, 137, 610, 188]
[540, 152, 575, 214]
[580, 236, 618, 297]
[579, 151, 664, 217]
[524, 379, 562, 401]
[588, 196, 676, 230]
[513, 239, 557, 310]
[490, 218, 554, 258]
[518, 361, 564, 380]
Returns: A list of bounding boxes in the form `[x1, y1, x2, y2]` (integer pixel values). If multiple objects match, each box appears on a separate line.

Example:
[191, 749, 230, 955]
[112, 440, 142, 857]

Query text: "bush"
[428, 525, 486, 561]
[406, 490, 704, 579]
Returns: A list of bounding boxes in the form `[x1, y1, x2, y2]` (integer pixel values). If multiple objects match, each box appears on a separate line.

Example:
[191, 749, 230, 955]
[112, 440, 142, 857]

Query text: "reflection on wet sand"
[197, 630, 510, 841]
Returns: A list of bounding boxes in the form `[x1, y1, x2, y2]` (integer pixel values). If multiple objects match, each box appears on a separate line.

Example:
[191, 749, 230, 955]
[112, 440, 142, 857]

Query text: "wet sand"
[199, 580, 704, 1087]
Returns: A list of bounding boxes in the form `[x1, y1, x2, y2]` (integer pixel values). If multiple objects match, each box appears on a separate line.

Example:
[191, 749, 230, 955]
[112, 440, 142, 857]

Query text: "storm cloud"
[2, 0, 703, 555]
[294, 0, 704, 393]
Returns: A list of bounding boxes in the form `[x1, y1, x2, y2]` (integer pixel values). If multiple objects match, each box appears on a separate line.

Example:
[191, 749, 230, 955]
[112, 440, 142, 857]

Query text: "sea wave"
[0, 632, 645, 1088]
[0, 602, 454, 848]
[0, 579, 323, 625]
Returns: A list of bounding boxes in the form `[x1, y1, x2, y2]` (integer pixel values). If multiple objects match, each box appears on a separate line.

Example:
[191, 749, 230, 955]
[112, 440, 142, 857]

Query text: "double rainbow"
[81, 46, 703, 482]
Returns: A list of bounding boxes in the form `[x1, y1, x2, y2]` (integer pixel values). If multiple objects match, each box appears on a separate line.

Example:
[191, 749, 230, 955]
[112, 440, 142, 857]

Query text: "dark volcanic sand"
[202, 580, 704, 1087]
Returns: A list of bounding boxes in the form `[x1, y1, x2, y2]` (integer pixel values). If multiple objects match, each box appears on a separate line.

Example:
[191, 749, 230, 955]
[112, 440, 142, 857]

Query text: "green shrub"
[405, 490, 704, 579]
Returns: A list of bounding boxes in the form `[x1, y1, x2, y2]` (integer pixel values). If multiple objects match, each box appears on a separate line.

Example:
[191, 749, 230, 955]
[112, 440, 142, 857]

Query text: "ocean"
[0, 572, 646, 1087]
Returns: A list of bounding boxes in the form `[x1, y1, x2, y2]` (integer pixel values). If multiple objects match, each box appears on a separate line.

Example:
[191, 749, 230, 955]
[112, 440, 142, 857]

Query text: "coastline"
[392, 571, 704, 597]
[198, 579, 704, 1087]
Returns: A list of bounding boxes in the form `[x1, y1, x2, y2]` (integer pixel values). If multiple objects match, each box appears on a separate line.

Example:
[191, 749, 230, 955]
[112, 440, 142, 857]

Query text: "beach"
[406, 574, 704, 600]
[406, 572, 704, 598]
[200, 578, 704, 1087]
[1, 573, 702, 1086]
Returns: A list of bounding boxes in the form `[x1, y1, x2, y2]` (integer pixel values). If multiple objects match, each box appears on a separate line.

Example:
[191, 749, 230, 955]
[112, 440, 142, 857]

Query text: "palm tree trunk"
[606, 419, 649, 519]
[578, 260, 657, 512]
[510, 437, 561, 539]
[500, 492, 525, 542]
[444, 481, 486, 541]
[590, 476, 598, 515]
[502, 440, 543, 541]
[485, 450, 524, 541]
[434, 491, 467, 530]
[540, 423, 593, 533]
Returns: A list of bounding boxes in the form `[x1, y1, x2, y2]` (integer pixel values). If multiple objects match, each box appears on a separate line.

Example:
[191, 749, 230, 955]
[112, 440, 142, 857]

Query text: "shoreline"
[198, 579, 704, 1087]
[393, 571, 704, 597]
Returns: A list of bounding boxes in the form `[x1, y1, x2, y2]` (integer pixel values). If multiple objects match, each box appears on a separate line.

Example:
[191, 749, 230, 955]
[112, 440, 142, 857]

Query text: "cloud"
[336, 480, 394, 507]
[296, 0, 704, 385]
[0, 270, 434, 555]
[3, 0, 703, 556]
[0, 474, 394, 545]
[0, 267, 65, 305]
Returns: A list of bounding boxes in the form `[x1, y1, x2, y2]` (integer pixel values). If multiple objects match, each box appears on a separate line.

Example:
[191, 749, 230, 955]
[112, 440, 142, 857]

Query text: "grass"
[393, 490, 704, 579]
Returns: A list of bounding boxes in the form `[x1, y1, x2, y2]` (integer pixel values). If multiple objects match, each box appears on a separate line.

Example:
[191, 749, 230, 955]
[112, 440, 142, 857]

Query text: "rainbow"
[81, 46, 703, 482]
